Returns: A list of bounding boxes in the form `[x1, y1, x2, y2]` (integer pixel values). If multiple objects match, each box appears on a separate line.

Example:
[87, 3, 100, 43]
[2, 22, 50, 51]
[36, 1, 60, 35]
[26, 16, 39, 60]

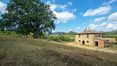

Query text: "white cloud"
[108, 0, 116, 4]
[54, 11, 76, 23]
[46, 1, 51, 4]
[46, 0, 55, 4]
[76, 27, 81, 30]
[68, 2, 72, 6]
[103, 0, 117, 5]
[83, 6, 111, 16]
[89, 11, 117, 31]
[49, 3, 76, 23]
[106, 23, 113, 28]
[88, 24, 98, 29]
[50, 4, 67, 11]
[108, 12, 117, 21]
[94, 17, 107, 22]
[100, 22, 107, 27]
[85, 2, 117, 31]
[52, 0, 55, 3]
[58, 5, 67, 10]
[0, 2, 7, 14]
[106, 23, 117, 30]
[50, 4, 57, 11]
[88, 22, 117, 31]
[68, 29, 73, 32]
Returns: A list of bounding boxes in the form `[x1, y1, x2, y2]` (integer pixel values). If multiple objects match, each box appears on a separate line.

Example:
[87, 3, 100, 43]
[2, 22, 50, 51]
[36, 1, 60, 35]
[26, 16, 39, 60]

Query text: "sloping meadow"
[0, 36, 117, 66]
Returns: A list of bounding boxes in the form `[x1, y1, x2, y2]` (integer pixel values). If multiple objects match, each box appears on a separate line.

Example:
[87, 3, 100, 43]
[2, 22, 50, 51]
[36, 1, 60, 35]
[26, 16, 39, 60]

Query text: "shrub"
[47, 35, 74, 42]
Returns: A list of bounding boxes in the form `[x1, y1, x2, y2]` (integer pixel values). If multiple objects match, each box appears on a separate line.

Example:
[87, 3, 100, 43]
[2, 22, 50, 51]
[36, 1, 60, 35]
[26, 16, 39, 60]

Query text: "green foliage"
[103, 35, 117, 38]
[103, 30, 117, 38]
[105, 30, 117, 35]
[67, 31, 77, 35]
[0, 31, 33, 39]
[108, 42, 117, 50]
[0, 0, 56, 39]
[46, 35, 74, 42]
[0, 31, 16, 35]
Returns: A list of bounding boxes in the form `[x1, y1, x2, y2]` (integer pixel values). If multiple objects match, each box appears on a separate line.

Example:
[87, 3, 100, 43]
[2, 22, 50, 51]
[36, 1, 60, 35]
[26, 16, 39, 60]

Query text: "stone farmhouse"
[75, 28, 110, 48]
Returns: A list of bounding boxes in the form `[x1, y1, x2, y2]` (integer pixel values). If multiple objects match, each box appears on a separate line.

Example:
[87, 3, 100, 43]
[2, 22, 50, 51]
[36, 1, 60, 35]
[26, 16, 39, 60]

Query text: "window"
[87, 41, 89, 43]
[87, 34, 89, 38]
[82, 41, 85, 45]
[99, 34, 100, 37]
[79, 40, 81, 42]
[79, 35, 80, 38]
[95, 41, 98, 46]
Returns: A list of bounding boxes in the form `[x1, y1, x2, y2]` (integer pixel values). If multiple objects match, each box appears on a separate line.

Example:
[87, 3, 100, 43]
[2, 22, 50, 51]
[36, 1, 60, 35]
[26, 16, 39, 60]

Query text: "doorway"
[82, 41, 85, 45]
[95, 41, 98, 46]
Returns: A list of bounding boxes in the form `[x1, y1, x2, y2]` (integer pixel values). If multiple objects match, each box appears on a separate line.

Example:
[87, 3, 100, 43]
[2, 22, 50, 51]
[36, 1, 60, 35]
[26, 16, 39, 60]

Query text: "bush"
[103, 35, 117, 38]
[47, 35, 74, 42]
[0, 31, 33, 39]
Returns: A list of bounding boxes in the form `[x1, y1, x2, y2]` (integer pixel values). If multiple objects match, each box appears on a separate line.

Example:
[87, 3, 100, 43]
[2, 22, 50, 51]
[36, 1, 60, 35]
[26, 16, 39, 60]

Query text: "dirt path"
[64, 42, 117, 54]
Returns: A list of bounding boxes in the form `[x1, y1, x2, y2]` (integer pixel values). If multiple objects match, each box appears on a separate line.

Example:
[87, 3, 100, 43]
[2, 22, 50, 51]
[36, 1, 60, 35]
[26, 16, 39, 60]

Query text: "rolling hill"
[105, 30, 117, 35]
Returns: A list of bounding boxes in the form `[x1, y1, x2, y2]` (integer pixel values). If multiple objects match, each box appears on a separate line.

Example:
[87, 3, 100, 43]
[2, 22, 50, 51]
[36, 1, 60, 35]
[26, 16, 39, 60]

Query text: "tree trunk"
[33, 22, 40, 39]
[33, 30, 39, 39]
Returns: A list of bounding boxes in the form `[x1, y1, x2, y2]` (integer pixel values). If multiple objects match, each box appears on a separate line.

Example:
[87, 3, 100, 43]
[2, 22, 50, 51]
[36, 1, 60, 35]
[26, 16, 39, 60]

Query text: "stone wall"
[95, 40, 105, 48]
[75, 34, 95, 46]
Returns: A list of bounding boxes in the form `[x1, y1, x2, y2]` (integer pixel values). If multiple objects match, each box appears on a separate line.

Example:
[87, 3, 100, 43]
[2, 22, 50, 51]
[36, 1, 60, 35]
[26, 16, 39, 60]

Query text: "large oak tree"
[0, 0, 56, 38]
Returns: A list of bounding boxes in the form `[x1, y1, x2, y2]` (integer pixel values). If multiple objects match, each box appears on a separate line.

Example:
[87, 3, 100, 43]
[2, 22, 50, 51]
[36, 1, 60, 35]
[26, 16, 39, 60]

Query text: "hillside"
[105, 30, 117, 35]
[103, 30, 117, 38]
[0, 36, 117, 66]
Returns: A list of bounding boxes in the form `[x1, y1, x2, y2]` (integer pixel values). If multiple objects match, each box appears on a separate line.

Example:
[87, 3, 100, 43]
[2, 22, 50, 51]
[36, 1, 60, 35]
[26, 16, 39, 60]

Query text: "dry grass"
[0, 36, 117, 66]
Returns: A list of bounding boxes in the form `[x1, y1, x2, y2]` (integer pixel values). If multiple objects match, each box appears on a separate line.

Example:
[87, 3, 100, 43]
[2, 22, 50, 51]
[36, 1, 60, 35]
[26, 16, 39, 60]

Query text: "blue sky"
[0, 0, 117, 32]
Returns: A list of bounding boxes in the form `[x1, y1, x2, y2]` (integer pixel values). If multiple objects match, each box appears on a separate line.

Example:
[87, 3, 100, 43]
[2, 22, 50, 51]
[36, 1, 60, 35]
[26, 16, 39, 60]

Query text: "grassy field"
[0, 36, 117, 66]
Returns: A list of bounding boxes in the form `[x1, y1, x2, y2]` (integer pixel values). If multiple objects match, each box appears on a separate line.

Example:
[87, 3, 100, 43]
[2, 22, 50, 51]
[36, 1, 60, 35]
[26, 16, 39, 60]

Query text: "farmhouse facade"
[75, 28, 110, 48]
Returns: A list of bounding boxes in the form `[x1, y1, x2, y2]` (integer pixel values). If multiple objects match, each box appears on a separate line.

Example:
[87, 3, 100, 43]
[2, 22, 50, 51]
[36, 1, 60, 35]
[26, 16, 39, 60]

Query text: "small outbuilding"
[75, 28, 110, 48]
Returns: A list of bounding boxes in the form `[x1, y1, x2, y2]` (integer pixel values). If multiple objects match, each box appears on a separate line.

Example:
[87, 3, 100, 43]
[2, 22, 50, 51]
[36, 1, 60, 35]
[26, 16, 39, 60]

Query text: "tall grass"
[0, 36, 117, 66]
[0, 31, 33, 39]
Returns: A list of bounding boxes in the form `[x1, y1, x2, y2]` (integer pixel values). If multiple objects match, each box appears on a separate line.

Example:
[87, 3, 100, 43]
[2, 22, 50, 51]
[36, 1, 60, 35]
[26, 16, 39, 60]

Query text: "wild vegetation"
[108, 42, 117, 50]
[105, 30, 117, 35]
[45, 34, 75, 42]
[103, 35, 117, 38]
[0, 36, 117, 66]
[103, 30, 117, 38]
